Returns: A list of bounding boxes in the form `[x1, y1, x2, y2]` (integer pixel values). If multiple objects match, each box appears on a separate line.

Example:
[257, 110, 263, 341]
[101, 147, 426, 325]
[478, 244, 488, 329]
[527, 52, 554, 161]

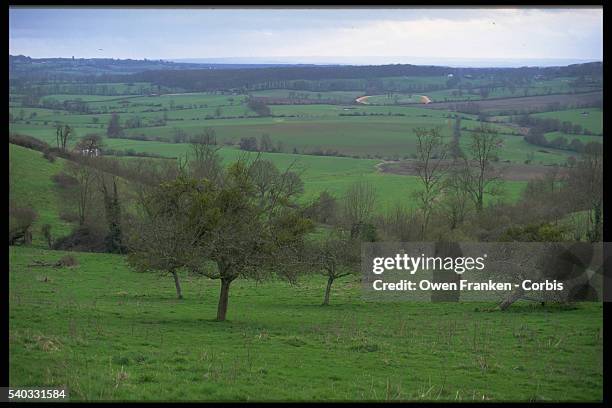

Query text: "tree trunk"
[323, 276, 334, 306]
[476, 194, 484, 212]
[172, 270, 183, 299]
[216, 278, 232, 321]
[498, 287, 524, 311]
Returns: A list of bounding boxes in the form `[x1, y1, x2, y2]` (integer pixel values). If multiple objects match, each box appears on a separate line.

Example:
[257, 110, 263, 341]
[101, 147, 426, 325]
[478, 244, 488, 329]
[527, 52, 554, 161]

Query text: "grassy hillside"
[9, 144, 73, 246]
[9, 246, 603, 401]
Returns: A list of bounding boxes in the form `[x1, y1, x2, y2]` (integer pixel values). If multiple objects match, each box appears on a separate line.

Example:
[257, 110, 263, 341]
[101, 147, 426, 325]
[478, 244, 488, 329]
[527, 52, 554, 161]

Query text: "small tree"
[97, 172, 125, 254]
[56, 124, 74, 151]
[188, 130, 223, 185]
[457, 124, 503, 212]
[259, 134, 274, 152]
[304, 230, 360, 305]
[439, 168, 472, 230]
[63, 159, 95, 226]
[107, 113, 123, 138]
[564, 142, 603, 242]
[305, 190, 338, 225]
[413, 127, 449, 238]
[9, 206, 37, 245]
[343, 181, 377, 239]
[41, 224, 53, 248]
[127, 176, 210, 299]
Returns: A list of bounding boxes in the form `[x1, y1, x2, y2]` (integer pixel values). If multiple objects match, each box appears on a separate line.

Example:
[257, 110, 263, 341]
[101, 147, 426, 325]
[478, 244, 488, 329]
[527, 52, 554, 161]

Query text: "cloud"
[8, 7, 602, 61]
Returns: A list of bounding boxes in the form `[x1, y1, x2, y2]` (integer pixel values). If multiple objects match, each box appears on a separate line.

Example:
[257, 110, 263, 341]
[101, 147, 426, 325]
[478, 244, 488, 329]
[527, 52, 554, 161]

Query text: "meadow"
[8, 245, 603, 401]
[533, 108, 603, 135]
[9, 90, 576, 164]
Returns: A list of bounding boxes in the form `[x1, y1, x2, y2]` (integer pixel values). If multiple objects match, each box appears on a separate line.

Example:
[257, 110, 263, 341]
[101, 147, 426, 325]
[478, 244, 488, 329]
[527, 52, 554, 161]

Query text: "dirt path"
[414, 95, 432, 104]
[355, 95, 371, 104]
[356, 94, 432, 105]
[375, 159, 398, 172]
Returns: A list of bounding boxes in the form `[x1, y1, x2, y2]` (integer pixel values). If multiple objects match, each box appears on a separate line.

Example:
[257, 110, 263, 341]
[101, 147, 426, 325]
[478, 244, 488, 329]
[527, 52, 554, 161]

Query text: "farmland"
[9, 89, 581, 165]
[9, 54, 604, 402]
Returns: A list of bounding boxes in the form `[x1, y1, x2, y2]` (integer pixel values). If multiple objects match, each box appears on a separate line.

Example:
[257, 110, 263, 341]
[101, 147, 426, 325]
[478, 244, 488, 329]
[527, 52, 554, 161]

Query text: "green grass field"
[544, 132, 603, 146]
[363, 77, 602, 104]
[8, 246, 603, 401]
[533, 108, 603, 135]
[9, 140, 525, 229]
[10, 114, 569, 165]
[9, 144, 73, 246]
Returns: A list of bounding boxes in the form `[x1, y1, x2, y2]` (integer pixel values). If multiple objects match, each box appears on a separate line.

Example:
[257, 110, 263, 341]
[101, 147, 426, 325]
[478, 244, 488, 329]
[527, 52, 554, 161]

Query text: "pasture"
[9, 98, 574, 164]
[533, 108, 603, 135]
[8, 245, 604, 401]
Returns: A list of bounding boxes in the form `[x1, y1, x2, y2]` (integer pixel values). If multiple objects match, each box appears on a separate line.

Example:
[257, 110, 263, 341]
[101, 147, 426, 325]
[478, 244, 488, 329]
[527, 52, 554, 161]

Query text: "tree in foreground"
[129, 155, 312, 320]
[127, 176, 209, 299]
[192, 159, 312, 320]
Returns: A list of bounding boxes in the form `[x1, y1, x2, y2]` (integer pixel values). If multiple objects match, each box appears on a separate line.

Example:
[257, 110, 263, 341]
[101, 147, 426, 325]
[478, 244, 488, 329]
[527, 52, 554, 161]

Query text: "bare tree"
[565, 142, 603, 242]
[439, 168, 472, 230]
[413, 127, 450, 237]
[56, 124, 74, 151]
[343, 181, 377, 238]
[188, 129, 223, 186]
[64, 159, 95, 226]
[457, 124, 503, 212]
[303, 230, 360, 305]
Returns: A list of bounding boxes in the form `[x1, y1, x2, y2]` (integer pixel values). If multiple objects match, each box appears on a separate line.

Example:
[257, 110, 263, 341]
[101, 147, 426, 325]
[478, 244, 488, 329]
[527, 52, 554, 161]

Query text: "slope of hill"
[9, 144, 73, 246]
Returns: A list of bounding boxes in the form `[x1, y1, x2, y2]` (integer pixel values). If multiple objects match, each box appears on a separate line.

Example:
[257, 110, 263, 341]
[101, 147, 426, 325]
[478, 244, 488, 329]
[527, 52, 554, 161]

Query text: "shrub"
[56, 255, 79, 267]
[42, 149, 56, 162]
[52, 173, 78, 189]
[9, 133, 49, 152]
[53, 225, 108, 253]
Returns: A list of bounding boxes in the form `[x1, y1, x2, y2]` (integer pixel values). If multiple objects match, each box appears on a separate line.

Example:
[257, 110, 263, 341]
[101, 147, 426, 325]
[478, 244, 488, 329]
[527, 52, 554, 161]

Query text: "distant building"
[78, 147, 100, 157]
[447, 73, 454, 78]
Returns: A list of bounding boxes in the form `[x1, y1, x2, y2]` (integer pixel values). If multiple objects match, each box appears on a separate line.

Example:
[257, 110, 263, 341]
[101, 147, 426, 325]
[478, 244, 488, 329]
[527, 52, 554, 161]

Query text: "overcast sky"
[9, 7, 603, 65]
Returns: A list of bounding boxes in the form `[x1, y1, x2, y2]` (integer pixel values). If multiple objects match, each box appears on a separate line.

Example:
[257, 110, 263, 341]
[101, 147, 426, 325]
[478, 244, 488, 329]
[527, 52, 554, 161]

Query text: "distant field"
[423, 91, 603, 114]
[11, 110, 558, 163]
[356, 77, 602, 105]
[544, 132, 603, 146]
[251, 89, 364, 102]
[533, 108, 603, 135]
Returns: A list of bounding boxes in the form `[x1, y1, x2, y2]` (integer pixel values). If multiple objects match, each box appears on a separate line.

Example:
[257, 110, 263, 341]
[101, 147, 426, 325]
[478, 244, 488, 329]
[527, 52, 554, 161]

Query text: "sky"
[9, 7, 603, 66]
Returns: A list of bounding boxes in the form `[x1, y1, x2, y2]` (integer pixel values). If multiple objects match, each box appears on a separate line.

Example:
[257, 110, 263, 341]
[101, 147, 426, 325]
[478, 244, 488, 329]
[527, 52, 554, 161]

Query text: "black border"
[5, 1, 608, 406]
